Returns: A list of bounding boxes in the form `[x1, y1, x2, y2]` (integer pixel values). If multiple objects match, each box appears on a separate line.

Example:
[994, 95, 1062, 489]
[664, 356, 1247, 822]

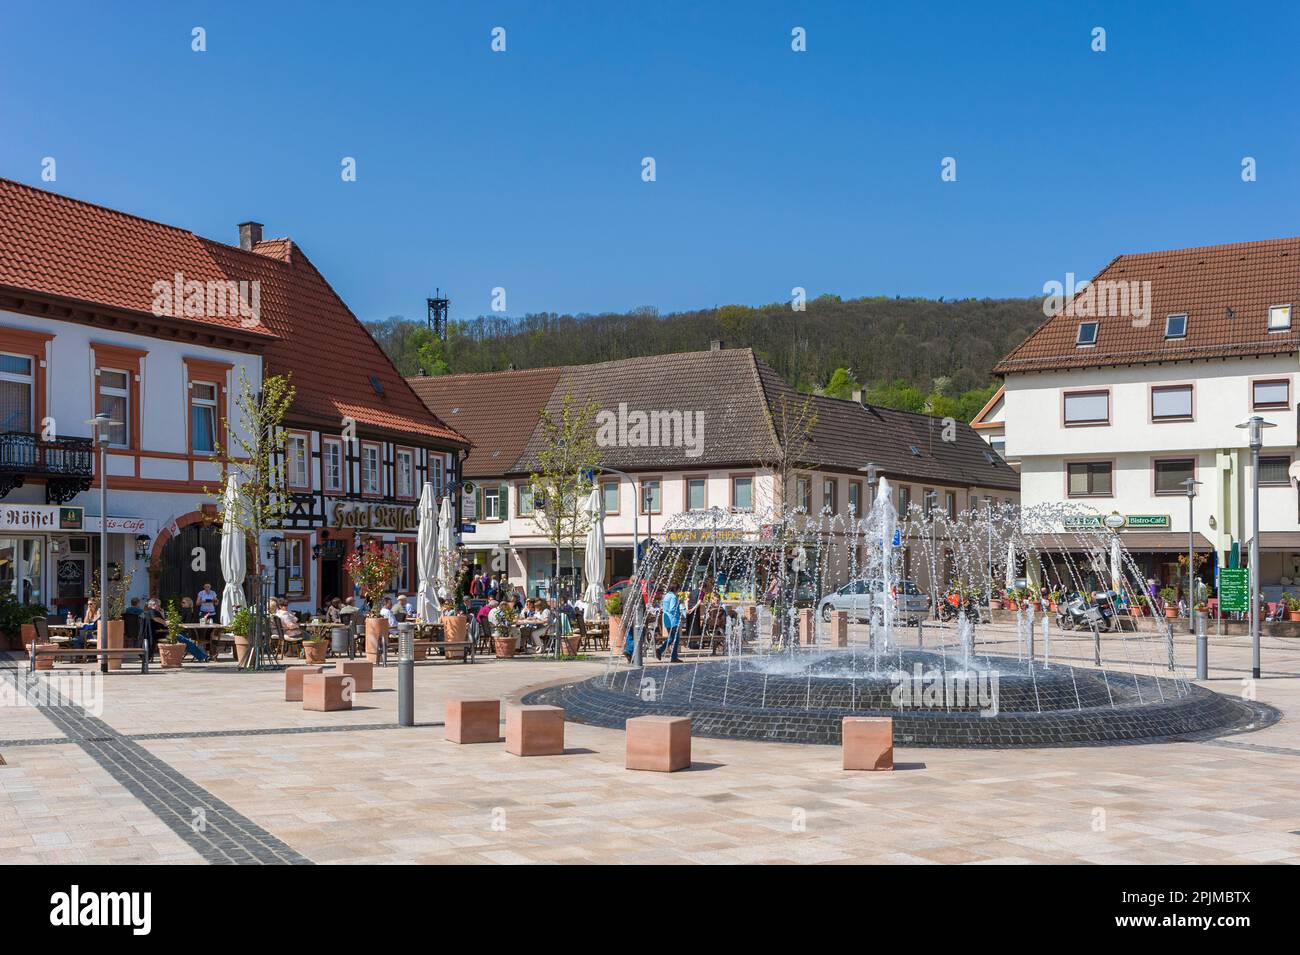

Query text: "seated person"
[438, 599, 457, 619]
[74, 599, 101, 649]
[379, 596, 399, 628]
[268, 599, 303, 638]
[324, 598, 345, 623]
[147, 597, 209, 662]
[179, 596, 201, 624]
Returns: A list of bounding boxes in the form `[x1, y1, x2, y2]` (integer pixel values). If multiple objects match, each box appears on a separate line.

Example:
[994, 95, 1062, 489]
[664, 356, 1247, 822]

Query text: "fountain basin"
[524, 651, 1277, 747]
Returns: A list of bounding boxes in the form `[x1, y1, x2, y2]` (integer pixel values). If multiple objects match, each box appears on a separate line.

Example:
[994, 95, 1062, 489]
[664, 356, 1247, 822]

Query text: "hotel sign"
[0, 504, 83, 532]
[330, 500, 419, 533]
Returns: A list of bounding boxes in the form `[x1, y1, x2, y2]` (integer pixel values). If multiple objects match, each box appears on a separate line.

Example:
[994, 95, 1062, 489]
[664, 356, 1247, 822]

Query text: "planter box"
[103, 619, 124, 671]
[608, 615, 622, 651]
[364, 617, 389, 664]
[302, 641, 327, 664]
[159, 643, 186, 668]
[494, 635, 518, 658]
[33, 642, 57, 671]
[443, 615, 468, 659]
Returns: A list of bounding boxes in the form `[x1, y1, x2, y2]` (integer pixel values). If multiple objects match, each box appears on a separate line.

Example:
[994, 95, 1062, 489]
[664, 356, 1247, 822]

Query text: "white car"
[817, 578, 930, 625]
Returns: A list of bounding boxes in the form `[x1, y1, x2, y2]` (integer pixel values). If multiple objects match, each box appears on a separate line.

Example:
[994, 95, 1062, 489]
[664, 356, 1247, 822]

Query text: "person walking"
[656, 588, 683, 662]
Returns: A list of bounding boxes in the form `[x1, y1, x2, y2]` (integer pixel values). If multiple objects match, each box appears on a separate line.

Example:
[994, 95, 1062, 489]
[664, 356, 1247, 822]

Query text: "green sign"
[1218, 568, 1249, 613]
[1125, 514, 1170, 528]
[1064, 513, 1170, 530]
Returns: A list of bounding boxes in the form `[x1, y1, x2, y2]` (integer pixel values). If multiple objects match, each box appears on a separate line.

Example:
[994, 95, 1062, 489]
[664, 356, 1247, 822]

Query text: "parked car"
[817, 578, 930, 624]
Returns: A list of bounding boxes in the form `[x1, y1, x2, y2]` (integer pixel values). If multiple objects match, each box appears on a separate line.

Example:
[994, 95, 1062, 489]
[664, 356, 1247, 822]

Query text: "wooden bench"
[31, 644, 149, 673]
[401, 638, 475, 663]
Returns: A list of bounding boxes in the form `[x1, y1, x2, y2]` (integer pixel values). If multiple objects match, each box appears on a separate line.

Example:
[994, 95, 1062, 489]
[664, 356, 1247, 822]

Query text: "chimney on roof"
[851, 389, 863, 404]
[710, 339, 724, 351]
[238, 221, 263, 251]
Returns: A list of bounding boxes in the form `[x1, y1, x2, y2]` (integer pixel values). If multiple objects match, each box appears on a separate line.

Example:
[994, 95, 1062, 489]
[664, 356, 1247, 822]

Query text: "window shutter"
[475, 485, 484, 521]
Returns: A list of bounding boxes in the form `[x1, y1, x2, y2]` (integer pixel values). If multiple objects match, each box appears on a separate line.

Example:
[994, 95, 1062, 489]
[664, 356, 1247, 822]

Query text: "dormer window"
[1268, 304, 1292, 331]
[1076, 321, 1098, 346]
[1164, 313, 1187, 339]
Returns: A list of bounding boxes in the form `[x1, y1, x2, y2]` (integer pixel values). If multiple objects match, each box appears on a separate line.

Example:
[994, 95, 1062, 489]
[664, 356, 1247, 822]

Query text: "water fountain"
[527, 481, 1277, 747]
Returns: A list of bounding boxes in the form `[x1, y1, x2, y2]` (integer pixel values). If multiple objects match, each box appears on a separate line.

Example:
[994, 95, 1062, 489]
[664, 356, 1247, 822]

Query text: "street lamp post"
[1181, 478, 1202, 635]
[85, 412, 120, 675]
[1236, 415, 1275, 681]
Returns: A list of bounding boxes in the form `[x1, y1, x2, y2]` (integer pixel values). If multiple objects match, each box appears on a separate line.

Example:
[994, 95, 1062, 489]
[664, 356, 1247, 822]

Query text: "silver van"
[817, 578, 930, 625]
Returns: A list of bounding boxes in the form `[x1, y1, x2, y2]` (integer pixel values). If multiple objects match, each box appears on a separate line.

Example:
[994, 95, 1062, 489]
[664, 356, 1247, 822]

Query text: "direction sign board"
[1218, 567, 1249, 613]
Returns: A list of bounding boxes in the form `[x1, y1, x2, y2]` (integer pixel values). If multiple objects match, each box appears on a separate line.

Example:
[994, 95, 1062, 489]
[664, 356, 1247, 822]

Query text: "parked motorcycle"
[1056, 590, 1120, 632]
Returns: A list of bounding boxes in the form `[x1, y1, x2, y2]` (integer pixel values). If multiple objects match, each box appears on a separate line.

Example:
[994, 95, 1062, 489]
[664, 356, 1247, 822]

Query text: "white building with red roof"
[0, 178, 468, 618]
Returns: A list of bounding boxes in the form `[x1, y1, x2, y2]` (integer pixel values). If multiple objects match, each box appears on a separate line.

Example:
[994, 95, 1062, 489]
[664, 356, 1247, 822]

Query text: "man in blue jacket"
[656, 589, 683, 662]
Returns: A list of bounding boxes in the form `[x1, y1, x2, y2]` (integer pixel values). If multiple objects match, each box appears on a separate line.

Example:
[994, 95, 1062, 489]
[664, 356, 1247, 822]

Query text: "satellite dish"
[1288, 461, 1300, 485]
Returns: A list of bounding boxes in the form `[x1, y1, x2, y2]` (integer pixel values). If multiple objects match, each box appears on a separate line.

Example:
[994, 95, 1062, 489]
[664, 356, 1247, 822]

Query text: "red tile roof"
[407, 367, 564, 477]
[995, 237, 1300, 373]
[0, 178, 466, 445]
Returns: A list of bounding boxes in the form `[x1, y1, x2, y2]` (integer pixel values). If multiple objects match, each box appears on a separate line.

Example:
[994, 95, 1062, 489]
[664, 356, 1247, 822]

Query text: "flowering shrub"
[344, 541, 403, 617]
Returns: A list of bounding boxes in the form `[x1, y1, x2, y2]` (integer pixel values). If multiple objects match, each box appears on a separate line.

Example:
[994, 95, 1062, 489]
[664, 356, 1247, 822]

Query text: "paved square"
[2, 630, 1298, 865]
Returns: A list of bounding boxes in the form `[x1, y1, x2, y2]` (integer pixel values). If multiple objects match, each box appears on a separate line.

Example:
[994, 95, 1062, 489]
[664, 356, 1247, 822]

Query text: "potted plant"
[492, 601, 519, 658]
[228, 606, 254, 666]
[345, 541, 403, 664]
[1159, 586, 1179, 618]
[302, 634, 328, 664]
[1048, 589, 1062, 613]
[1005, 588, 1019, 611]
[90, 566, 133, 671]
[159, 600, 186, 668]
[1130, 594, 1147, 618]
[605, 591, 623, 649]
[1286, 594, 1300, 622]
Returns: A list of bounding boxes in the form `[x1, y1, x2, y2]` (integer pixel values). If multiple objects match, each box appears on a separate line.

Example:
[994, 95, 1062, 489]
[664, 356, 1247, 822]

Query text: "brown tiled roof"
[410, 347, 1017, 490]
[0, 177, 466, 445]
[754, 363, 1018, 491]
[995, 237, 1300, 373]
[406, 367, 563, 477]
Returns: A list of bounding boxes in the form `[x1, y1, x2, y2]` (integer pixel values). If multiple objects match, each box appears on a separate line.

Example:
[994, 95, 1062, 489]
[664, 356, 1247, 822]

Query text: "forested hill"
[368, 294, 1045, 423]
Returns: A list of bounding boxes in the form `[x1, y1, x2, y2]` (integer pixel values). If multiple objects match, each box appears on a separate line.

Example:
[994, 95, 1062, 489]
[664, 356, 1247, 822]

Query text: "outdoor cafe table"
[46, 623, 94, 647]
[181, 623, 228, 658]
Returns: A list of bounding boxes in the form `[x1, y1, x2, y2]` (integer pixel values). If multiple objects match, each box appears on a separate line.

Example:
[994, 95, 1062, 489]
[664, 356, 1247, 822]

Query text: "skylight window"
[369, 375, 385, 397]
[1076, 321, 1098, 346]
[909, 446, 921, 457]
[1164, 313, 1187, 339]
[1268, 304, 1292, 331]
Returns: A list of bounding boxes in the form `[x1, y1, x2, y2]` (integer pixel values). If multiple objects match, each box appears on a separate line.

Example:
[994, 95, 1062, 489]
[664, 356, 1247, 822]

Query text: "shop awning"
[1245, 532, 1300, 550]
[1022, 531, 1213, 553]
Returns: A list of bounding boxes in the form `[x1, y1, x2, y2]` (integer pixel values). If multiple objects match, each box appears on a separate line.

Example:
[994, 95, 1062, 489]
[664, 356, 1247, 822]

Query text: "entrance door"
[157, 524, 227, 607]
[319, 551, 346, 603]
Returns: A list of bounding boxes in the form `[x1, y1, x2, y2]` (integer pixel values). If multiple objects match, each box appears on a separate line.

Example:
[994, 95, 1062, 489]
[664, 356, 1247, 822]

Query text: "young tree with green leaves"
[527, 393, 602, 596]
[206, 369, 297, 573]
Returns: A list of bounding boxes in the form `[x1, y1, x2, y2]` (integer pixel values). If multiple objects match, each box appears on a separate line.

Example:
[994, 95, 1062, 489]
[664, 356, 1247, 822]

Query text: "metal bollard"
[398, 625, 414, 727]
[1195, 612, 1208, 680]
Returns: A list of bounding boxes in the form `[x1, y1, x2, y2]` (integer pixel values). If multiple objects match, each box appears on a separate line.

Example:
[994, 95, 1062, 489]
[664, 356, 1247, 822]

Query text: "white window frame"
[0, 352, 35, 432]
[361, 444, 381, 496]
[189, 380, 218, 454]
[1269, 304, 1292, 331]
[1164, 313, 1187, 339]
[395, 448, 414, 499]
[97, 367, 130, 448]
[1076, 321, 1098, 346]
[285, 433, 309, 489]
[323, 438, 343, 493]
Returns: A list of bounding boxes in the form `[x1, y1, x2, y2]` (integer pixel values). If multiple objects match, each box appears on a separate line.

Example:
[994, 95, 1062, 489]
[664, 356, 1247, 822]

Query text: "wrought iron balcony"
[0, 431, 95, 503]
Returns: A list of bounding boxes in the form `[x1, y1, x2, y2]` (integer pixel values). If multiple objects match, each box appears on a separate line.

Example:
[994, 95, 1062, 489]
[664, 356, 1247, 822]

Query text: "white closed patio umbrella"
[219, 473, 247, 624]
[582, 487, 606, 621]
[416, 482, 439, 620]
[436, 495, 456, 599]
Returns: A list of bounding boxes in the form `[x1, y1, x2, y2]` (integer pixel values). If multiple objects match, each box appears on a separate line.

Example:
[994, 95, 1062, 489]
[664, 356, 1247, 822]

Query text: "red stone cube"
[334, 659, 373, 693]
[302, 672, 352, 712]
[626, 716, 691, 772]
[284, 665, 325, 702]
[445, 698, 501, 744]
[506, 704, 565, 756]
[842, 717, 893, 771]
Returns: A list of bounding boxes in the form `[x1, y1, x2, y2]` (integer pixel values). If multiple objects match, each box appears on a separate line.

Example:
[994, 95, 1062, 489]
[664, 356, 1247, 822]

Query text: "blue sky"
[3, 1, 1297, 324]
